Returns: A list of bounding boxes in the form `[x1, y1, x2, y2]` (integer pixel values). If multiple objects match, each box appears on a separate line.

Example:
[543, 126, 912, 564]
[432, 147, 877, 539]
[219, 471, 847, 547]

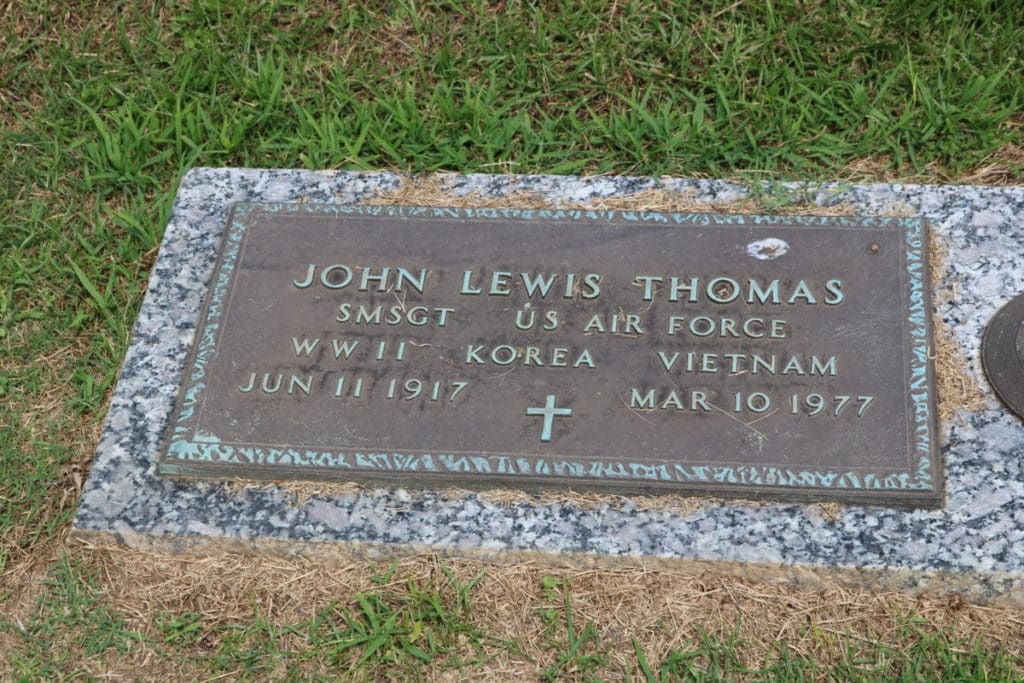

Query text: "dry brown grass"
[5, 545, 1018, 679]
[963, 116, 1024, 186]
[361, 174, 868, 215]
[0, 323, 97, 579]
[929, 235, 988, 423]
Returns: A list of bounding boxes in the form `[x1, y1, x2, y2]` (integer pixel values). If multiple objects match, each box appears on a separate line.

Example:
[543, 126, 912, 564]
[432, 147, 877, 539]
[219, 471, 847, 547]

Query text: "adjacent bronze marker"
[982, 293, 1024, 419]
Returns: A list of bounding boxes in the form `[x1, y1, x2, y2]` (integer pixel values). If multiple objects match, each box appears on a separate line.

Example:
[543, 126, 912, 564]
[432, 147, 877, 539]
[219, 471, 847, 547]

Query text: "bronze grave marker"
[159, 204, 941, 506]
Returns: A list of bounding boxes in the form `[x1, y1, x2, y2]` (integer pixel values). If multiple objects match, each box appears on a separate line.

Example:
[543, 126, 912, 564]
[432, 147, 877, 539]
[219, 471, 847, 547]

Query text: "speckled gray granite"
[72, 168, 1024, 605]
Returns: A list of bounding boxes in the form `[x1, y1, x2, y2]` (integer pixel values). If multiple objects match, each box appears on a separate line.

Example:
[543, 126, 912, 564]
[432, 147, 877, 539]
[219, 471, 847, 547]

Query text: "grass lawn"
[2, 0, 1024, 679]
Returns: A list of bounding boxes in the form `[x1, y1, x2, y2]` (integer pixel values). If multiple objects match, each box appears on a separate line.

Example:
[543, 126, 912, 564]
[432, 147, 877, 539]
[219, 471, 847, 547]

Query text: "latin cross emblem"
[525, 394, 573, 442]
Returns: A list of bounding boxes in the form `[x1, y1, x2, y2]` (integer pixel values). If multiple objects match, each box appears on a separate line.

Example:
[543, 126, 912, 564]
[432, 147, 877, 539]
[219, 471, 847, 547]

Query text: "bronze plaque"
[159, 204, 941, 507]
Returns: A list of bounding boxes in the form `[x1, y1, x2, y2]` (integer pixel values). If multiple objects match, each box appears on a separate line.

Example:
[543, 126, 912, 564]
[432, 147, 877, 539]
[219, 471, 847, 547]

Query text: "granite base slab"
[71, 169, 1024, 606]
